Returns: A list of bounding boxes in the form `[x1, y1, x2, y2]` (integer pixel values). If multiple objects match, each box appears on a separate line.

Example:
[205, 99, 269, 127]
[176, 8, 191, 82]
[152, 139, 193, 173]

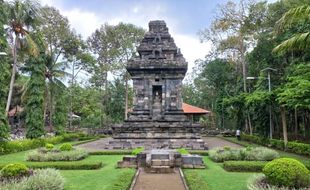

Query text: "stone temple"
[110, 20, 207, 150]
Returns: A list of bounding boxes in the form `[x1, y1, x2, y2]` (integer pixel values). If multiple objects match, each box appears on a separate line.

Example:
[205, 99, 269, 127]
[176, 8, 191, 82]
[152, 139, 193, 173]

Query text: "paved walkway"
[77, 137, 242, 151]
[133, 168, 186, 190]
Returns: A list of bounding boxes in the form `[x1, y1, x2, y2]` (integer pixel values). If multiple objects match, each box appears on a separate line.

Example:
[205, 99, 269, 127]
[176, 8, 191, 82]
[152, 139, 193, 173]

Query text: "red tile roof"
[182, 103, 210, 114]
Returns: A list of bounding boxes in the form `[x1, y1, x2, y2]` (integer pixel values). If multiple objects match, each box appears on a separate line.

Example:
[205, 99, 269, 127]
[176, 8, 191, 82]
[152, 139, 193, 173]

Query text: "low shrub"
[188, 150, 208, 156]
[248, 174, 310, 190]
[243, 147, 279, 161]
[0, 163, 30, 179]
[184, 170, 210, 190]
[0, 133, 97, 156]
[177, 148, 189, 155]
[132, 147, 144, 155]
[89, 150, 133, 155]
[106, 170, 135, 190]
[263, 158, 310, 188]
[0, 161, 103, 170]
[209, 147, 278, 162]
[208, 148, 242, 162]
[223, 161, 266, 172]
[26, 148, 88, 162]
[0, 168, 64, 190]
[45, 143, 54, 150]
[59, 143, 73, 151]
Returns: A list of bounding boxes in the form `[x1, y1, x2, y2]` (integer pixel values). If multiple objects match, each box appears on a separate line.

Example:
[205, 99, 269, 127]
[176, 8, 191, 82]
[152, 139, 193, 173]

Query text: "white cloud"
[61, 8, 102, 38]
[37, 0, 212, 76]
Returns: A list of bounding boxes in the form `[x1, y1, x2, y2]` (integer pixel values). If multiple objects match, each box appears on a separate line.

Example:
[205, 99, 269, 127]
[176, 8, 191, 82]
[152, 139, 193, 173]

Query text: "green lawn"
[0, 143, 135, 190]
[184, 157, 256, 190]
[61, 155, 135, 190]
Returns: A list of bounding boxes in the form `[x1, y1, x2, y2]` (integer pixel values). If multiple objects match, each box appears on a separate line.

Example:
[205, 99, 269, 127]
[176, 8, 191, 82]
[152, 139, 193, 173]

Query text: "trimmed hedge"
[0, 161, 103, 170]
[0, 133, 96, 155]
[241, 134, 310, 156]
[223, 160, 310, 172]
[223, 161, 266, 172]
[89, 150, 133, 155]
[263, 158, 310, 188]
[188, 150, 209, 156]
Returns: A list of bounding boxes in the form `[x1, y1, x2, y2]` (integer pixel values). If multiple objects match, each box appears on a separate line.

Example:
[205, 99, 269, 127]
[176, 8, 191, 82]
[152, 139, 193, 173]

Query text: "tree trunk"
[280, 106, 288, 149]
[5, 38, 17, 115]
[124, 72, 128, 120]
[49, 83, 53, 132]
[294, 107, 298, 139]
[248, 113, 252, 135]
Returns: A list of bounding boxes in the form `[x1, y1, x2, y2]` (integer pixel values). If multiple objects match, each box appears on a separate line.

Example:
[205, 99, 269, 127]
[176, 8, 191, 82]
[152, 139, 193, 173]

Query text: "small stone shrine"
[117, 149, 205, 173]
[110, 20, 207, 150]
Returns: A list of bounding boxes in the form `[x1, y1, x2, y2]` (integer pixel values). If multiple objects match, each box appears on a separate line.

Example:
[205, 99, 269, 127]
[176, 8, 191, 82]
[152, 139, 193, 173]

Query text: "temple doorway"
[152, 85, 162, 119]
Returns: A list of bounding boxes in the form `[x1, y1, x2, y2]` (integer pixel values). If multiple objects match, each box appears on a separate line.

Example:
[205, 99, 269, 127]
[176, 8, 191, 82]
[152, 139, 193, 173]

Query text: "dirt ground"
[133, 168, 186, 190]
[202, 136, 242, 149]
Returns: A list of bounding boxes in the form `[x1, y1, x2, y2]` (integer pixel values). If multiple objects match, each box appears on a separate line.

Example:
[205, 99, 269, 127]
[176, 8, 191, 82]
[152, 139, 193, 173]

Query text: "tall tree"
[87, 23, 144, 126]
[39, 6, 86, 130]
[24, 53, 46, 138]
[5, 0, 41, 115]
[199, 0, 267, 132]
[0, 0, 10, 140]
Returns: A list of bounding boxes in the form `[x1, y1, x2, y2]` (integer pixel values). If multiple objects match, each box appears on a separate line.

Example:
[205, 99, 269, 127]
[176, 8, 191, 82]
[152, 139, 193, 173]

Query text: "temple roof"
[127, 20, 187, 74]
[182, 103, 210, 114]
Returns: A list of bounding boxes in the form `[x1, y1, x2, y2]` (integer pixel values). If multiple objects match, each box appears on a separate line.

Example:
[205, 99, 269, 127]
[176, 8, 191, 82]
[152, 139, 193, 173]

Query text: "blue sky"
[40, 0, 275, 78]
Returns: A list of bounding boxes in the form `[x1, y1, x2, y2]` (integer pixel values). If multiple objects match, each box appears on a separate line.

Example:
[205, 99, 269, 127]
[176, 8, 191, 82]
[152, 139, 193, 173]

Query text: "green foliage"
[274, 5, 310, 54]
[209, 147, 278, 162]
[52, 90, 68, 134]
[241, 134, 310, 156]
[45, 143, 54, 150]
[59, 143, 73, 151]
[0, 1, 10, 141]
[209, 148, 242, 162]
[0, 133, 92, 155]
[184, 170, 210, 190]
[223, 161, 266, 172]
[0, 161, 103, 171]
[188, 150, 209, 156]
[277, 63, 310, 109]
[131, 147, 144, 155]
[177, 148, 189, 155]
[263, 158, 310, 188]
[0, 163, 29, 178]
[106, 170, 136, 190]
[0, 169, 64, 190]
[26, 148, 88, 162]
[25, 54, 46, 139]
[247, 174, 310, 190]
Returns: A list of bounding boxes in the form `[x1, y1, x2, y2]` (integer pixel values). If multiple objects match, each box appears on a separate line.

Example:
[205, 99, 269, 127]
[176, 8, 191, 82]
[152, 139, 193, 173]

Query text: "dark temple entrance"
[152, 85, 162, 120]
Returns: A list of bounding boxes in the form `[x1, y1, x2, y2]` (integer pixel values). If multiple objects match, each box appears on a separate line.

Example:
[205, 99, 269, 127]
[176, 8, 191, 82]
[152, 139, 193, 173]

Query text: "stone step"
[148, 166, 174, 173]
[151, 159, 171, 166]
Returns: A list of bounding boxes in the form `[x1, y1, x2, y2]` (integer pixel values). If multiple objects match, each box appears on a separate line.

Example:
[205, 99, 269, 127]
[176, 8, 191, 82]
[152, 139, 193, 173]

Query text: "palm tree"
[273, 5, 310, 54]
[44, 55, 70, 132]
[5, 0, 41, 115]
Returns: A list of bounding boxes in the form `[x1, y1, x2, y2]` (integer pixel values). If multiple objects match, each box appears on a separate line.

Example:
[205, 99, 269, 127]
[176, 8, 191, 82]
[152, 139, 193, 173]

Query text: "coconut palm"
[44, 55, 70, 132]
[5, 0, 41, 115]
[273, 5, 310, 54]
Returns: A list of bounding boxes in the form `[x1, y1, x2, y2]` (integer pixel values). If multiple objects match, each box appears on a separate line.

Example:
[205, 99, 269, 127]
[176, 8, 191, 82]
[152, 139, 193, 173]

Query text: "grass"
[61, 155, 135, 190]
[0, 143, 135, 190]
[184, 157, 256, 190]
